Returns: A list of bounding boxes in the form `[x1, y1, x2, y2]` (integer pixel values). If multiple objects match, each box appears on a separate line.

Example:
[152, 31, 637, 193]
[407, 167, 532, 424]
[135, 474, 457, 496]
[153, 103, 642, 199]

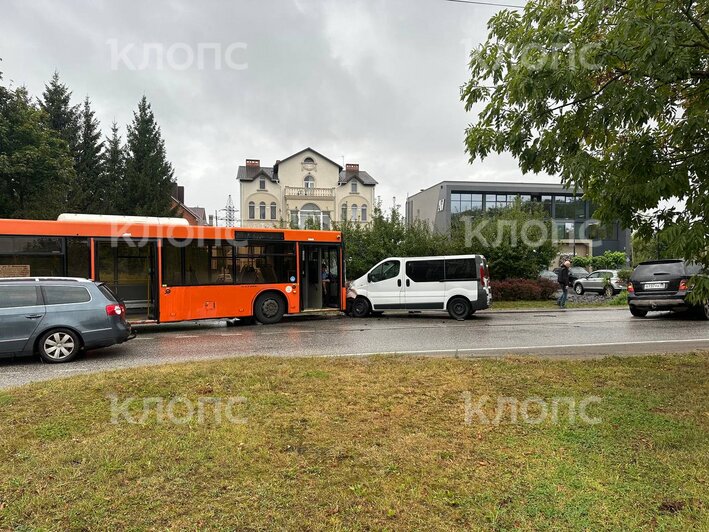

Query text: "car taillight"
[627, 282, 634, 293]
[679, 279, 688, 291]
[106, 304, 126, 317]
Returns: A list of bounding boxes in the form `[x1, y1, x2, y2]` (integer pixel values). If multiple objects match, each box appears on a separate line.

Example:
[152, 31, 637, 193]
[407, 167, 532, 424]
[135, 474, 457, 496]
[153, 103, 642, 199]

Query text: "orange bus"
[0, 215, 345, 324]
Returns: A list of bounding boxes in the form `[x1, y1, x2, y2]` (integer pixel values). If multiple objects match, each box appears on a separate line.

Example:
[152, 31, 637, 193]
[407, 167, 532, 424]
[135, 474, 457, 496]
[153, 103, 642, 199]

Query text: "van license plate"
[644, 282, 666, 290]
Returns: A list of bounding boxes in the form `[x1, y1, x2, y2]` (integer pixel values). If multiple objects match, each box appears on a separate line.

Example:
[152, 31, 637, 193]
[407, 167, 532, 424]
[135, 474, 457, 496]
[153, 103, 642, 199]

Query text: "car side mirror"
[367, 274, 374, 283]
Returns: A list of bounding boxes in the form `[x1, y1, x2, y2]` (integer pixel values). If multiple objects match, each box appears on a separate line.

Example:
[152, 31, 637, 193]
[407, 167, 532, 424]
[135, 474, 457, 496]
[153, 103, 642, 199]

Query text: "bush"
[617, 268, 632, 284]
[491, 278, 559, 301]
[610, 290, 629, 306]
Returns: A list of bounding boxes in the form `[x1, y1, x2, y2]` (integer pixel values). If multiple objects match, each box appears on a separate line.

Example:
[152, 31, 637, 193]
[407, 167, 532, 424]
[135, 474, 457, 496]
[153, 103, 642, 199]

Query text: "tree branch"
[547, 72, 625, 113]
[684, 1, 709, 45]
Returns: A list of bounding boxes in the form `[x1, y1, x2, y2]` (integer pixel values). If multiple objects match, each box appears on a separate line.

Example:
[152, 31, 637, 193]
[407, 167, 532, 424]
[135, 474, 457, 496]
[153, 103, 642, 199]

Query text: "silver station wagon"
[0, 278, 134, 363]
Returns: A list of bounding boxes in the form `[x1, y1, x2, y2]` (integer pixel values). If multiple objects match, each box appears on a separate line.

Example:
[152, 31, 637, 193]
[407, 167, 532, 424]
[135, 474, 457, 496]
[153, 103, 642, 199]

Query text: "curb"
[482, 306, 627, 314]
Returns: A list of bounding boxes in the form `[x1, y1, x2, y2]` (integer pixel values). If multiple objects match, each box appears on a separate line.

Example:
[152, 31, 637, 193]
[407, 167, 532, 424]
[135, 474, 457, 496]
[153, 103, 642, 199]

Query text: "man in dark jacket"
[557, 260, 571, 308]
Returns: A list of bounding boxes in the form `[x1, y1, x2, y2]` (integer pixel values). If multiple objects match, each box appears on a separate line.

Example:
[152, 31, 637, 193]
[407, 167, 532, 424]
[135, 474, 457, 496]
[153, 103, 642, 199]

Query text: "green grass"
[490, 299, 617, 310]
[1, 354, 707, 530]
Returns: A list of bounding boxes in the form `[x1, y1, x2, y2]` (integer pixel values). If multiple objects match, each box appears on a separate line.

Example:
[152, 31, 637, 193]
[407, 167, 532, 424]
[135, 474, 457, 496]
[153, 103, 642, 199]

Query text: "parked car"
[553, 266, 589, 285]
[573, 269, 626, 297]
[539, 270, 558, 282]
[627, 260, 708, 319]
[0, 277, 134, 362]
[349, 255, 491, 320]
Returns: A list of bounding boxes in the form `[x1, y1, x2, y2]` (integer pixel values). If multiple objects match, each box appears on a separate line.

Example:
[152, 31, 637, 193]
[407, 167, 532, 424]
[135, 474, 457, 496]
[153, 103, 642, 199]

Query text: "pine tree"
[101, 122, 125, 215]
[0, 77, 74, 219]
[71, 96, 104, 212]
[122, 96, 175, 216]
[38, 71, 80, 156]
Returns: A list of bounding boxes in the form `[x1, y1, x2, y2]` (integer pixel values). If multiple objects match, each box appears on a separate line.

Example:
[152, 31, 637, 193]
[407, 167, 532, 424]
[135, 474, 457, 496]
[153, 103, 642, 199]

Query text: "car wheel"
[253, 293, 285, 324]
[351, 297, 371, 318]
[574, 283, 584, 295]
[630, 307, 648, 318]
[603, 285, 614, 298]
[447, 297, 470, 321]
[700, 302, 709, 320]
[38, 329, 81, 363]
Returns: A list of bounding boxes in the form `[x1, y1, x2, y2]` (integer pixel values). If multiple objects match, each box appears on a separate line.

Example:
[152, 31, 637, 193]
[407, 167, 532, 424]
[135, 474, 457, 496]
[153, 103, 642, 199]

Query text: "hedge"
[490, 278, 559, 301]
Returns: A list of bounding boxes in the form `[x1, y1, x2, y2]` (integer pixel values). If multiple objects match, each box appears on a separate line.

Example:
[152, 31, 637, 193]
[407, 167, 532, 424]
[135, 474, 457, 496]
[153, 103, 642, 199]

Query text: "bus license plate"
[644, 282, 666, 290]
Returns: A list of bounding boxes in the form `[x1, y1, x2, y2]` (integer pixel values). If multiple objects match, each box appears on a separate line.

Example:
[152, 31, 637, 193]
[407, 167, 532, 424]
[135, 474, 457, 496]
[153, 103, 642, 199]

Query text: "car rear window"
[43, 285, 91, 305]
[0, 286, 39, 308]
[633, 262, 685, 278]
[97, 283, 119, 302]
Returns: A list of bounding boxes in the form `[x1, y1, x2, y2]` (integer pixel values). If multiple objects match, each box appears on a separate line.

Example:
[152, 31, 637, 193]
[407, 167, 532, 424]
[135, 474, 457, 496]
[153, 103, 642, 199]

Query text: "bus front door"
[94, 239, 158, 321]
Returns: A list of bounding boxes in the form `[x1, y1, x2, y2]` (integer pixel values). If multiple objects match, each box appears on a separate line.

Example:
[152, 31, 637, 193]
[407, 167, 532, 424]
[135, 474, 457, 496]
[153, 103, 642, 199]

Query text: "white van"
[348, 255, 491, 320]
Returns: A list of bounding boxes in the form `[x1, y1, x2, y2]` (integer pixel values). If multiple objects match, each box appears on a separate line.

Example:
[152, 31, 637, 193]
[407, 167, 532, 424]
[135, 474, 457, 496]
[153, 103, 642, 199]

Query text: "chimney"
[246, 159, 260, 167]
[177, 186, 185, 204]
[346, 163, 359, 172]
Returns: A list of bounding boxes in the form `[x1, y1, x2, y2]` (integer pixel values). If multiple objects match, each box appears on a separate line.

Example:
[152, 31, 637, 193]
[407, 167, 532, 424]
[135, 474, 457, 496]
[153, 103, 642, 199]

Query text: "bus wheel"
[447, 297, 470, 321]
[254, 293, 285, 324]
[351, 297, 371, 318]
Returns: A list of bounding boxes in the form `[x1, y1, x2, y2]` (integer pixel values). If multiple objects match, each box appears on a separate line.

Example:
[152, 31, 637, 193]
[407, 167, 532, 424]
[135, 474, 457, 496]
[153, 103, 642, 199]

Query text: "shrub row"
[490, 278, 559, 301]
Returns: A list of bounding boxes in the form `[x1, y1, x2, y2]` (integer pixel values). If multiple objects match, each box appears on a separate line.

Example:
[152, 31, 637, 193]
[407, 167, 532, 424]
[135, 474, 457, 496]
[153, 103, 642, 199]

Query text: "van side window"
[445, 259, 477, 281]
[43, 286, 91, 305]
[406, 260, 444, 283]
[369, 260, 400, 283]
[0, 286, 39, 308]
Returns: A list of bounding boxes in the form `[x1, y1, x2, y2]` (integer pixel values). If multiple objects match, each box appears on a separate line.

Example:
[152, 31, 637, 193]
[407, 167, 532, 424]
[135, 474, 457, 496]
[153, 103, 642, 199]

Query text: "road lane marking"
[320, 338, 709, 358]
[219, 333, 243, 336]
[174, 335, 199, 338]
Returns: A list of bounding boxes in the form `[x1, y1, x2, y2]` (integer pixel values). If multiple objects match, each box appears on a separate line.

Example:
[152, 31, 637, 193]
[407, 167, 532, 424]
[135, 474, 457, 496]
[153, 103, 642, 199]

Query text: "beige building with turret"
[237, 147, 378, 229]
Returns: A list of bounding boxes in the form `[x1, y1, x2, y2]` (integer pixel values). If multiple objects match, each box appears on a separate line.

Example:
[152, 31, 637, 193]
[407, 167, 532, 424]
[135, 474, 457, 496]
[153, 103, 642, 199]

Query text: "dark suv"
[627, 260, 708, 319]
[0, 277, 134, 362]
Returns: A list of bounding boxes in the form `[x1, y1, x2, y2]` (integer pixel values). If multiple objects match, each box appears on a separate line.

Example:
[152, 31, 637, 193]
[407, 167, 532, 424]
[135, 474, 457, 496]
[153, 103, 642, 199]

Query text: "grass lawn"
[1, 353, 707, 530]
[489, 299, 619, 310]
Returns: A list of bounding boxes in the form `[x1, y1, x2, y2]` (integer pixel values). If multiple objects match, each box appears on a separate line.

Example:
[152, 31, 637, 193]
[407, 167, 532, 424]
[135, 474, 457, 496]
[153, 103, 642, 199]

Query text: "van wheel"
[254, 293, 285, 324]
[351, 297, 371, 318]
[448, 297, 470, 321]
[38, 329, 81, 363]
[574, 284, 584, 295]
[630, 307, 648, 318]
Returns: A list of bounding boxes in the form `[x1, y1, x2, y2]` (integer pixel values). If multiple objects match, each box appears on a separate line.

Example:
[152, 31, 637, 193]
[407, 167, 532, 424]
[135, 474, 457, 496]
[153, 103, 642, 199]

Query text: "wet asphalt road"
[1, 308, 708, 389]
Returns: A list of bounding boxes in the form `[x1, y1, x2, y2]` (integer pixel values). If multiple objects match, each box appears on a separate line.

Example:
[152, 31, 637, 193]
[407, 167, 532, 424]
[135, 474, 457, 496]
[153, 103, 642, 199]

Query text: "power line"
[444, 0, 525, 9]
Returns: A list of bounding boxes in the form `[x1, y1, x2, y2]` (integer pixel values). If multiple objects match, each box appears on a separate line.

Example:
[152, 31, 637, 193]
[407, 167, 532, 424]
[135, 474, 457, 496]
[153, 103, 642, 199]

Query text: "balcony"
[284, 186, 335, 199]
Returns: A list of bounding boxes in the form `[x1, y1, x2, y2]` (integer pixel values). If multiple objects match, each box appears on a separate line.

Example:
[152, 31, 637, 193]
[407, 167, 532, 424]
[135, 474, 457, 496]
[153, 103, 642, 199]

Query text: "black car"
[627, 260, 708, 319]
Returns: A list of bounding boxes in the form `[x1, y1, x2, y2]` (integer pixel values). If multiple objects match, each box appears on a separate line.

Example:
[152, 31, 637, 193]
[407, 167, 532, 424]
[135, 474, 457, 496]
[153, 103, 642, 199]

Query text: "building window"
[351, 181, 358, 193]
[341, 203, 347, 221]
[248, 201, 255, 219]
[259, 177, 266, 190]
[304, 175, 315, 189]
[351, 204, 358, 221]
[555, 195, 585, 219]
[361, 204, 367, 222]
[303, 157, 314, 164]
[259, 202, 266, 220]
[450, 192, 483, 215]
[270, 202, 277, 220]
[541, 195, 553, 216]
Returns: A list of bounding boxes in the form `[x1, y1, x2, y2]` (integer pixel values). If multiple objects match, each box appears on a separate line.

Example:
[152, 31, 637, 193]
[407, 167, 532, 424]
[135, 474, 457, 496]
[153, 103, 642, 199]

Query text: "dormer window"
[351, 181, 358, 193]
[302, 157, 316, 171]
[259, 177, 266, 190]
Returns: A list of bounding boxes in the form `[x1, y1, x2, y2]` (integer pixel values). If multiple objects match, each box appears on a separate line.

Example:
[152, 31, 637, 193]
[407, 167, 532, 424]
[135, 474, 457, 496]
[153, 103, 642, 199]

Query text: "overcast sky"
[1, 0, 556, 220]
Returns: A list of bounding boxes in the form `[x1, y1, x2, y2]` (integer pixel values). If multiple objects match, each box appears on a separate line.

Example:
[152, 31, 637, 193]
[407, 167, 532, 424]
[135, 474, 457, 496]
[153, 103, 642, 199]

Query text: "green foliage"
[101, 122, 125, 215]
[122, 97, 176, 216]
[38, 71, 80, 157]
[574, 251, 627, 270]
[71, 97, 105, 213]
[631, 231, 673, 265]
[450, 199, 557, 279]
[0, 79, 74, 218]
[617, 269, 633, 284]
[462, 0, 709, 302]
[340, 199, 556, 281]
[610, 290, 629, 306]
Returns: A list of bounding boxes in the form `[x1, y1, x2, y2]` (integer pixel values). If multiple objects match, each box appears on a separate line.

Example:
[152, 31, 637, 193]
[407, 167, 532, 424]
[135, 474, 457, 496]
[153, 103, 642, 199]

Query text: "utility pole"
[215, 195, 238, 227]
